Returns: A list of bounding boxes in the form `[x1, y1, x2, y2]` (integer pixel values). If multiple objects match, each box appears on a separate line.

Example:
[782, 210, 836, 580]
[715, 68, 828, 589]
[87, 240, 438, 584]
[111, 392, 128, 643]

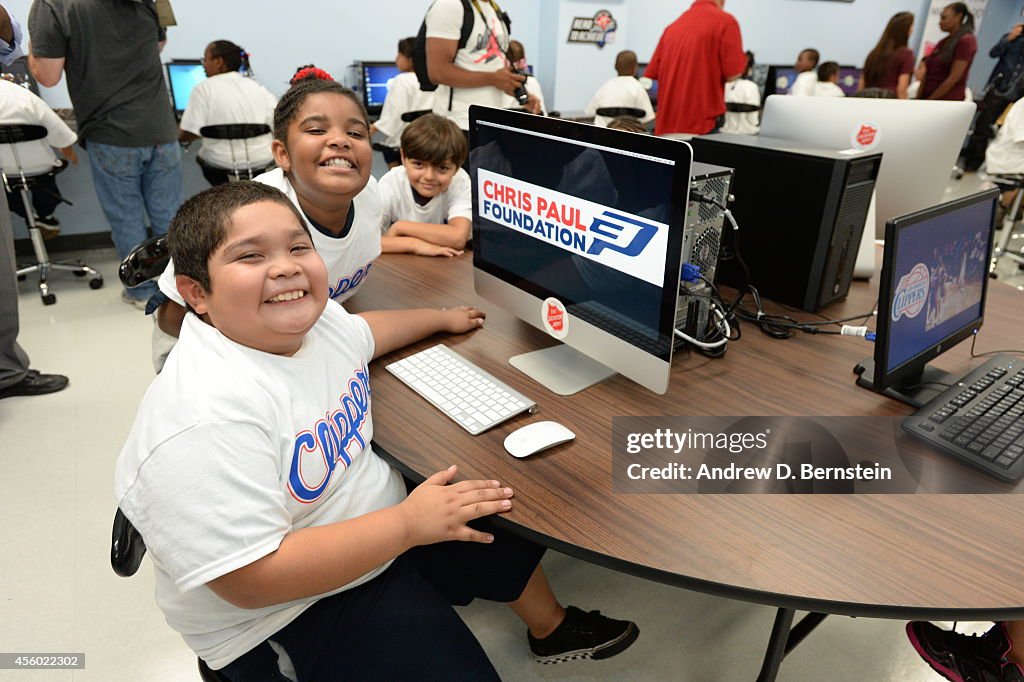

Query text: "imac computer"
[759, 95, 974, 240]
[360, 61, 401, 117]
[468, 105, 694, 395]
[854, 188, 999, 407]
[165, 60, 205, 118]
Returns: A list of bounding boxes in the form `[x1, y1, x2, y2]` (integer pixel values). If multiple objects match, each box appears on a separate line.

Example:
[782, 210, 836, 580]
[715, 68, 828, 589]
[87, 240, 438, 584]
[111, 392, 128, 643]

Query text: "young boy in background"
[378, 113, 472, 257]
[585, 50, 655, 128]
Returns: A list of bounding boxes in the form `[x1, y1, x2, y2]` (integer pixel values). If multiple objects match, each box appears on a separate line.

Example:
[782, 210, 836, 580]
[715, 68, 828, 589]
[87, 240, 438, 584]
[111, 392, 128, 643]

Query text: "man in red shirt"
[646, 0, 746, 135]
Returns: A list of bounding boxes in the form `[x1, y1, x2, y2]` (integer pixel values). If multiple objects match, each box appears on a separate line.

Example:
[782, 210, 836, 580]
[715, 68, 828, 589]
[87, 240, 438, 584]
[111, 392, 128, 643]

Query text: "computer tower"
[689, 133, 881, 312]
[676, 162, 734, 340]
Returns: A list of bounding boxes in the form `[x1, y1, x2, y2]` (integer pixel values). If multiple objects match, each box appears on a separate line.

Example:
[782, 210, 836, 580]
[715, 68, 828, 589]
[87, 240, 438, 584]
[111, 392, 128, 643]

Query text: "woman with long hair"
[860, 11, 915, 98]
[919, 2, 978, 100]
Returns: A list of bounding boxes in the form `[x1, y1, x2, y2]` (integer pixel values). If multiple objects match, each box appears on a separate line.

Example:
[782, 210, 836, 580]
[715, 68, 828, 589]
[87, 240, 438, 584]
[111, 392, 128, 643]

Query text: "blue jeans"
[87, 141, 183, 298]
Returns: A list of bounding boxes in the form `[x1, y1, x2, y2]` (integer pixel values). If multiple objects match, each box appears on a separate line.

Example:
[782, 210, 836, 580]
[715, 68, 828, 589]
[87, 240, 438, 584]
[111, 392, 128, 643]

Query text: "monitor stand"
[510, 345, 616, 396]
[853, 358, 961, 409]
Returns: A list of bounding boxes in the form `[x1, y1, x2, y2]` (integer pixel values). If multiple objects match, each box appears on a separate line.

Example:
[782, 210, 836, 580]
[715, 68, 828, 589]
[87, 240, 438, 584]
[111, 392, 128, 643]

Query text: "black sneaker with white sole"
[528, 606, 638, 664]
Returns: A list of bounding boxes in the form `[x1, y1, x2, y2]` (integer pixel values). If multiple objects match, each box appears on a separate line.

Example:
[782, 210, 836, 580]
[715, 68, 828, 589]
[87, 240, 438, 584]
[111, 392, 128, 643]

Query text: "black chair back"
[111, 508, 147, 578]
[0, 124, 48, 144]
[725, 102, 760, 114]
[400, 109, 432, 123]
[198, 123, 271, 140]
[595, 107, 645, 119]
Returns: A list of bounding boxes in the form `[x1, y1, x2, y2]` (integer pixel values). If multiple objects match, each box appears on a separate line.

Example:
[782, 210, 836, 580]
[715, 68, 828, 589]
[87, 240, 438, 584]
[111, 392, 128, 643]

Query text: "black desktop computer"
[690, 133, 881, 312]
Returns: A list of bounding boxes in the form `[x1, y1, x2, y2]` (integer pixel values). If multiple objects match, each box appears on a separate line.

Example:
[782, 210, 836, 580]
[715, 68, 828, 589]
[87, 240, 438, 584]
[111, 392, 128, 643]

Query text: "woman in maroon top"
[861, 12, 915, 98]
[919, 2, 978, 101]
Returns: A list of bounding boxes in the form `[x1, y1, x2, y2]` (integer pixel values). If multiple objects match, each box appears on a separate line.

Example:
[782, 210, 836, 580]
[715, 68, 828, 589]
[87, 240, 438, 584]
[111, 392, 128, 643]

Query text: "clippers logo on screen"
[851, 122, 881, 151]
[542, 297, 569, 339]
[478, 169, 669, 286]
[891, 263, 930, 321]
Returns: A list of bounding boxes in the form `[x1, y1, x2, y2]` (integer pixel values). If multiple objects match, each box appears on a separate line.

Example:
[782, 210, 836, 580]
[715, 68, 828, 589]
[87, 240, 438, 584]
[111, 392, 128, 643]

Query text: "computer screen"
[837, 66, 862, 96]
[865, 189, 998, 405]
[165, 61, 205, 116]
[759, 96, 974, 240]
[765, 65, 798, 98]
[469, 106, 692, 395]
[361, 62, 401, 116]
[0, 56, 39, 95]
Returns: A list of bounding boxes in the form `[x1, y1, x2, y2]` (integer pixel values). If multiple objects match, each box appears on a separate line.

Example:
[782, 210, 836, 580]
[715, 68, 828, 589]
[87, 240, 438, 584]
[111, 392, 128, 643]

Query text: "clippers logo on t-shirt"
[329, 263, 372, 301]
[478, 169, 668, 286]
[892, 263, 930, 321]
[288, 365, 372, 503]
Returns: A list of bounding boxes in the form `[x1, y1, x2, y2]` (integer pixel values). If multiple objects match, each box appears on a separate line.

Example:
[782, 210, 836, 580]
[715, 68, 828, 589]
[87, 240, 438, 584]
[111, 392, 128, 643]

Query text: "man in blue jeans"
[28, 0, 183, 308]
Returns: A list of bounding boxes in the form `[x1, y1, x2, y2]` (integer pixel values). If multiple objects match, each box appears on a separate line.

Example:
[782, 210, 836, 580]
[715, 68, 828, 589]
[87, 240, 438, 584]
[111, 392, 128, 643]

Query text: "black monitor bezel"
[360, 61, 400, 116]
[165, 59, 203, 115]
[872, 188, 999, 392]
[468, 105, 692, 358]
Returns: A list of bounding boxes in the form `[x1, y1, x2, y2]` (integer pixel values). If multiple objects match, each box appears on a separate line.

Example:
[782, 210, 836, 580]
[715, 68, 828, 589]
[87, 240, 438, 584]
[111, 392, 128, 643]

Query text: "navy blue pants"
[218, 521, 543, 681]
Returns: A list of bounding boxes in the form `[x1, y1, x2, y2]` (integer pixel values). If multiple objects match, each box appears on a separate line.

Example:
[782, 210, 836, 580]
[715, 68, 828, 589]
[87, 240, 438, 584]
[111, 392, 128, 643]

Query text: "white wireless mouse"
[504, 421, 576, 458]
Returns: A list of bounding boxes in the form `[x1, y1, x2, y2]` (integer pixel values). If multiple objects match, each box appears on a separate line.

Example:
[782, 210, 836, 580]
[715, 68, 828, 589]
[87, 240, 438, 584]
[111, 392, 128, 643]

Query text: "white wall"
[7, 0, 1024, 119]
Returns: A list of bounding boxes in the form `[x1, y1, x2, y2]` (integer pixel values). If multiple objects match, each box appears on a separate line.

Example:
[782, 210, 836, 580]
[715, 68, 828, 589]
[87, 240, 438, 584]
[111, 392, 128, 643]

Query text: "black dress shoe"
[0, 370, 69, 399]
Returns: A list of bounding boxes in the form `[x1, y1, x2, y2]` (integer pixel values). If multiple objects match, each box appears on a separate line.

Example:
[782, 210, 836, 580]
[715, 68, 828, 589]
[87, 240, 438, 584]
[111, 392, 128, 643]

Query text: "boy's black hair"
[168, 182, 309, 293]
[817, 61, 840, 82]
[400, 113, 468, 167]
[273, 70, 368, 142]
[397, 37, 416, 59]
[208, 40, 250, 75]
[615, 50, 637, 76]
[800, 48, 820, 67]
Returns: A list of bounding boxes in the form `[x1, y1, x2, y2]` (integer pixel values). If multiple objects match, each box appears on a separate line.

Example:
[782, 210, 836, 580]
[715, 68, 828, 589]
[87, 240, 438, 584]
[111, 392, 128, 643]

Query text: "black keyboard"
[902, 355, 1024, 482]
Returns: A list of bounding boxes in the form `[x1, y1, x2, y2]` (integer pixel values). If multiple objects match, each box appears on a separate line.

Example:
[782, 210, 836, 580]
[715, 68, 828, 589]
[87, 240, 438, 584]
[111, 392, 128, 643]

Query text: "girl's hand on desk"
[440, 305, 485, 334]
[414, 242, 464, 258]
[399, 465, 514, 546]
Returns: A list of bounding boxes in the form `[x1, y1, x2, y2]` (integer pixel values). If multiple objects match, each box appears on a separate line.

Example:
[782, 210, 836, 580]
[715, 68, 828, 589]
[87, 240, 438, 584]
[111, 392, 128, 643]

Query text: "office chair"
[986, 173, 1024, 275]
[1, 124, 103, 305]
[110, 508, 228, 682]
[197, 123, 275, 183]
[595, 106, 646, 119]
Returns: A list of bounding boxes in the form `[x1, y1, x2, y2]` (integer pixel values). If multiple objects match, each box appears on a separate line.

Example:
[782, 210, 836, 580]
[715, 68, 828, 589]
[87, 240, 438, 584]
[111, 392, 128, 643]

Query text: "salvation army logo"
[851, 122, 881, 150]
[892, 263, 930, 321]
[542, 297, 569, 339]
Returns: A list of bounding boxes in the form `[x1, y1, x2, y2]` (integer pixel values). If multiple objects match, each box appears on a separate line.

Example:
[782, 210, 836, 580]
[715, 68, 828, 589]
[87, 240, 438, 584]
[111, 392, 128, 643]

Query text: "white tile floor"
[3, 185, 1021, 681]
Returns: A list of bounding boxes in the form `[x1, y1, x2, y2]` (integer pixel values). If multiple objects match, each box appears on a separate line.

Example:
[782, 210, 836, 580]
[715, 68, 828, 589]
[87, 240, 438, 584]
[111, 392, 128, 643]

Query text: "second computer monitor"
[360, 62, 401, 116]
[469, 106, 692, 395]
[759, 95, 974, 239]
[165, 60, 205, 117]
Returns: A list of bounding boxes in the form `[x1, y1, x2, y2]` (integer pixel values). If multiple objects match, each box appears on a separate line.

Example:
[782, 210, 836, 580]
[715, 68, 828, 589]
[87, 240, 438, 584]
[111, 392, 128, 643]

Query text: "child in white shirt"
[0, 78, 77, 237]
[369, 37, 434, 168]
[812, 62, 846, 98]
[585, 50, 655, 128]
[790, 48, 820, 96]
[378, 113, 472, 256]
[178, 40, 277, 185]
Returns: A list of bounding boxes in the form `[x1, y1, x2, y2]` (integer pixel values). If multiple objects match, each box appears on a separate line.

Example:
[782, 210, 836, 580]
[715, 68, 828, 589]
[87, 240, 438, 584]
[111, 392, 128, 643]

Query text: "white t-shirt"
[115, 304, 406, 669]
[0, 79, 76, 174]
[425, 0, 510, 130]
[500, 75, 547, 115]
[986, 99, 1024, 174]
[585, 76, 656, 128]
[721, 79, 760, 135]
[158, 168, 382, 307]
[812, 81, 845, 98]
[179, 71, 277, 169]
[378, 166, 472, 233]
[790, 71, 817, 97]
[374, 71, 434, 149]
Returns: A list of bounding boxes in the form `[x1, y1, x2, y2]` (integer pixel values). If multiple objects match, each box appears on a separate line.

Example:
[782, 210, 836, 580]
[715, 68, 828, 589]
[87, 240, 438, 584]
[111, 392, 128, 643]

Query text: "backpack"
[413, 0, 511, 92]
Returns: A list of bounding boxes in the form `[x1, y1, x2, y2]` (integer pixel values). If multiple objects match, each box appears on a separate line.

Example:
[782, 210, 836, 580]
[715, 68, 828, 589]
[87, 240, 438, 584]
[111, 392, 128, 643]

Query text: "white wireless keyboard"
[385, 344, 537, 435]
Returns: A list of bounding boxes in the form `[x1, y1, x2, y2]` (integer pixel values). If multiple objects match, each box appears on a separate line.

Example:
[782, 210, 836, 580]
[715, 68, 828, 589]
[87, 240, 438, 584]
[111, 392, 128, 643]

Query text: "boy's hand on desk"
[414, 242, 463, 258]
[399, 465, 514, 545]
[440, 305, 485, 334]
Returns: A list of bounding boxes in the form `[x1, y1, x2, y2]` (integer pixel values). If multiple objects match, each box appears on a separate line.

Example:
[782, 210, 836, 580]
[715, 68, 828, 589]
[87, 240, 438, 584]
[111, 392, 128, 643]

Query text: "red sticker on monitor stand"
[542, 297, 569, 339]
[851, 122, 881, 151]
